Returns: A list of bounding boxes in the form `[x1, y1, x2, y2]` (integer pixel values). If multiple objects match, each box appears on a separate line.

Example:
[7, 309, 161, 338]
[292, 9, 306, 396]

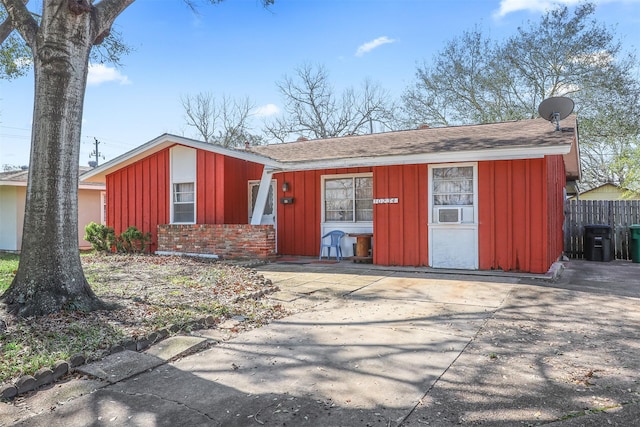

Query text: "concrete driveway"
[3, 259, 640, 426]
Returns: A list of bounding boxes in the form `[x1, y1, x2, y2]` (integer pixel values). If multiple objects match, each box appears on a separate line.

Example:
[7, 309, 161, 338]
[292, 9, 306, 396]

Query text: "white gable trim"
[80, 134, 282, 183]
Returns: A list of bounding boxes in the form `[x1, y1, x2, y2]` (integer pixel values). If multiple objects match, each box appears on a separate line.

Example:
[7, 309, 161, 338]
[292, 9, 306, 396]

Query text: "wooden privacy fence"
[564, 200, 640, 260]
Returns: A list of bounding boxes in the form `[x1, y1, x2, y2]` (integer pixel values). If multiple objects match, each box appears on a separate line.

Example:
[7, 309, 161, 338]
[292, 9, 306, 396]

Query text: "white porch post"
[250, 168, 274, 225]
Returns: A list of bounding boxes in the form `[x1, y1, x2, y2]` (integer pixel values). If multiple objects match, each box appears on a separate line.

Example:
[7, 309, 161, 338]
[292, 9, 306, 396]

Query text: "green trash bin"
[630, 225, 640, 263]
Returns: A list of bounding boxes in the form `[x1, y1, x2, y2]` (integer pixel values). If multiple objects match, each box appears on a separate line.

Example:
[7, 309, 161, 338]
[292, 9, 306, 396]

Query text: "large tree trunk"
[1, 1, 107, 317]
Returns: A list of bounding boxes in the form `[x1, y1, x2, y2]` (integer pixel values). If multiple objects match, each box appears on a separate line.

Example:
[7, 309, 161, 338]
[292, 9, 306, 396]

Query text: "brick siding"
[157, 224, 276, 260]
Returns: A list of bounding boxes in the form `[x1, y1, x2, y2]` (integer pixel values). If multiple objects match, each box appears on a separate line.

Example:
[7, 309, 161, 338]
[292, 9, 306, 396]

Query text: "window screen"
[432, 167, 473, 206]
[173, 182, 195, 223]
[324, 176, 373, 222]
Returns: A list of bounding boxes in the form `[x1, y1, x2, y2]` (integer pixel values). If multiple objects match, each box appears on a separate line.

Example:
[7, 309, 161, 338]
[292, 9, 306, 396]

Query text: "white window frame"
[428, 163, 478, 225]
[172, 182, 196, 224]
[247, 179, 276, 224]
[428, 162, 479, 269]
[170, 146, 197, 224]
[321, 172, 374, 224]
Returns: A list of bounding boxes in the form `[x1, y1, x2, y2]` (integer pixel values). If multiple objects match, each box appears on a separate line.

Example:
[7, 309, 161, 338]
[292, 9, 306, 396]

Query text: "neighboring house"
[81, 116, 580, 274]
[0, 167, 106, 252]
[568, 183, 640, 201]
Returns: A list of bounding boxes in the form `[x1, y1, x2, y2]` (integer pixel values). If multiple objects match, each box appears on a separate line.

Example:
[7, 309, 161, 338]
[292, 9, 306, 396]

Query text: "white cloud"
[494, 0, 581, 18]
[572, 50, 613, 66]
[14, 57, 32, 67]
[494, 0, 640, 18]
[87, 63, 131, 86]
[355, 36, 396, 57]
[254, 103, 280, 117]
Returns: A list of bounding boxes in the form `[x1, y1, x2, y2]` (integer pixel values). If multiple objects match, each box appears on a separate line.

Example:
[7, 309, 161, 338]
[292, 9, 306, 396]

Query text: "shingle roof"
[0, 166, 94, 182]
[1, 166, 104, 188]
[248, 116, 577, 163]
[0, 169, 29, 181]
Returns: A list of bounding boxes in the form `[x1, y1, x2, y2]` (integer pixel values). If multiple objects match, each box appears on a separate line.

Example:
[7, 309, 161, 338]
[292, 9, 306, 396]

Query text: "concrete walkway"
[3, 260, 640, 426]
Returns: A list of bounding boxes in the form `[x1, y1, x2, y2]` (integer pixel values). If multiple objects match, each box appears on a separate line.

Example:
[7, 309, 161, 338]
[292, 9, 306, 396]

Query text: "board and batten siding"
[276, 158, 565, 273]
[195, 151, 263, 224]
[373, 164, 429, 266]
[275, 167, 372, 257]
[106, 146, 266, 252]
[546, 155, 566, 269]
[196, 150, 226, 224]
[370, 159, 564, 272]
[477, 156, 565, 274]
[223, 156, 264, 224]
[106, 148, 170, 252]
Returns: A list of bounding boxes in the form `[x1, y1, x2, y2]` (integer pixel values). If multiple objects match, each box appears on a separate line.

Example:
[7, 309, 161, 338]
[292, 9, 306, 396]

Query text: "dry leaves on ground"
[0, 254, 287, 384]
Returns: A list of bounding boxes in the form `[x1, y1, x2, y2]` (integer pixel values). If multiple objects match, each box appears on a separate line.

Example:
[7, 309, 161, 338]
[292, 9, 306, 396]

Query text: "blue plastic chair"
[319, 230, 345, 261]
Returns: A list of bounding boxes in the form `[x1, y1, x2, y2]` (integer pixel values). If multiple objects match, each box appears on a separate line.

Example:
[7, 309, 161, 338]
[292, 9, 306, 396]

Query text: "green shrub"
[84, 222, 115, 253]
[85, 223, 152, 254]
[115, 226, 152, 254]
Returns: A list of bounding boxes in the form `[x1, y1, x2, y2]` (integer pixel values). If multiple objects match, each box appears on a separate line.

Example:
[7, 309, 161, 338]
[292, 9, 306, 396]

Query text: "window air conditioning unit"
[436, 207, 462, 224]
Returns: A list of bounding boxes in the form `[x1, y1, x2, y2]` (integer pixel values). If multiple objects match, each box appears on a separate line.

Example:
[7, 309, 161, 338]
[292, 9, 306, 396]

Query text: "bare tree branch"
[0, 15, 14, 44]
[182, 92, 260, 147]
[1, 0, 36, 46]
[94, 0, 136, 37]
[265, 63, 400, 142]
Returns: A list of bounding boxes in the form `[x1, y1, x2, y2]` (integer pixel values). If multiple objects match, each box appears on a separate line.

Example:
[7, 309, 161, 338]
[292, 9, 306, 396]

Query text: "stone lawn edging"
[0, 261, 279, 401]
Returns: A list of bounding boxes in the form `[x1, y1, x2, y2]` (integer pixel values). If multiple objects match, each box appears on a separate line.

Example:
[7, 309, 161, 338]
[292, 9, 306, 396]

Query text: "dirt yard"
[0, 254, 288, 385]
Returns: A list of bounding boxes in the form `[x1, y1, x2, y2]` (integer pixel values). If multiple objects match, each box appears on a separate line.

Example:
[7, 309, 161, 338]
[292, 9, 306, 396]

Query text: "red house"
[81, 116, 580, 274]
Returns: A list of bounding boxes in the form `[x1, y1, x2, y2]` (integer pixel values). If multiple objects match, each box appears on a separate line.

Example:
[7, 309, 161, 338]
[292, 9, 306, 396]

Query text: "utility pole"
[89, 137, 105, 167]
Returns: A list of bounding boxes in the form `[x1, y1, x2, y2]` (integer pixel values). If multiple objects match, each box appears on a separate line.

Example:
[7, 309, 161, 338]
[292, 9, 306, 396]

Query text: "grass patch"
[0, 254, 286, 386]
[0, 252, 19, 293]
[1, 319, 128, 382]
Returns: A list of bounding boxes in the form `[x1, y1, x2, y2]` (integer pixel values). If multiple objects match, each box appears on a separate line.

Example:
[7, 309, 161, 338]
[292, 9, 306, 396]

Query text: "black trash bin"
[583, 224, 613, 262]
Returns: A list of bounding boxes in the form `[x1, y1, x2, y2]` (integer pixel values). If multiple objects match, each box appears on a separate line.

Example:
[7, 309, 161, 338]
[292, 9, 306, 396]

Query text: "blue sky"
[1, 0, 640, 167]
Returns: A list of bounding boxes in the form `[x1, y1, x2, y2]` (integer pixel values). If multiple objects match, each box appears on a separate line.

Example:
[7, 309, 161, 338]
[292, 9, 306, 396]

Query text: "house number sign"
[373, 198, 399, 204]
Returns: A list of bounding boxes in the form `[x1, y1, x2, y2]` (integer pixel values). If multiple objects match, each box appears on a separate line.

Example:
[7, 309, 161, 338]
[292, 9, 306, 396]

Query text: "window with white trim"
[324, 175, 373, 222]
[432, 166, 474, 206]
[173, 182, 195, 223]
[170, 146, 196, 224]
[431, 165, 476, 224]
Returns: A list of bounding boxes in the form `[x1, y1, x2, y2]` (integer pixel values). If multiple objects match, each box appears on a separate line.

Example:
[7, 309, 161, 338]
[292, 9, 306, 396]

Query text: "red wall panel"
[478, 158, 562, 273]
[196, 151, 224, 224]
[195, 152, 264, 225]
[546, 155, 566, 267]
[275, 168, 372, 256]
[372, 164, 429, 266]
[277, 169, 325, 256]
[223, 157, 263, 224]
[106, 148, 170, 251]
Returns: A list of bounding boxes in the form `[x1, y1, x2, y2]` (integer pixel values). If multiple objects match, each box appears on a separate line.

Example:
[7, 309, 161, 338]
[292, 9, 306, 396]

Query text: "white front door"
[428, 164, 478, 269]
[248, 180, 276, 226]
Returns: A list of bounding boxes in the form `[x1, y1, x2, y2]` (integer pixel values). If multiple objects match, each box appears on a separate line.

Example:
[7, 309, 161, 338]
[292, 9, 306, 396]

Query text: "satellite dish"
[538, 97, 574, 131]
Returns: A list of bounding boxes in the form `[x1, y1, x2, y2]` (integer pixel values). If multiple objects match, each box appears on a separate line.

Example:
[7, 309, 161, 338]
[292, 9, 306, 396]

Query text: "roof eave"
[0, 180, 27, 187]
[272, 145, 573, 172]
[80, 134, 282, 183]
[0, 180, 104, 190]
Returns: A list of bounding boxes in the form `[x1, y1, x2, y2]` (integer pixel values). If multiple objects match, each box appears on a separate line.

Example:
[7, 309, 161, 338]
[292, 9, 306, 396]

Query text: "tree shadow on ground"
[8, 259, 640, 426]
